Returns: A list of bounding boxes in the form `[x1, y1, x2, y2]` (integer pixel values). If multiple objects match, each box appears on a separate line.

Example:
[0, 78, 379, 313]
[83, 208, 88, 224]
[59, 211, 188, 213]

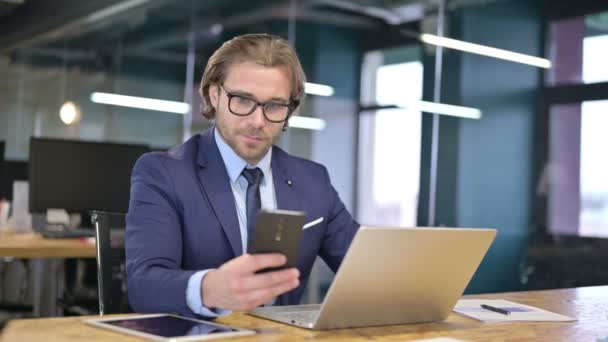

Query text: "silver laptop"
[248, 226, 496, 330]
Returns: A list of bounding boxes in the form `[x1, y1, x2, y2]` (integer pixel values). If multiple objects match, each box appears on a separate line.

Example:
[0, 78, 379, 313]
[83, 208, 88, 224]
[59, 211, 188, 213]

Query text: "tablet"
[85, 314, 256, 341]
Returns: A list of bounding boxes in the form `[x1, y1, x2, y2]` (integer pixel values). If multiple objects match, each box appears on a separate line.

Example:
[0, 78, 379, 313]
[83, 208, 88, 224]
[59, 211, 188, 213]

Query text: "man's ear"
[209, 84, 219, 110]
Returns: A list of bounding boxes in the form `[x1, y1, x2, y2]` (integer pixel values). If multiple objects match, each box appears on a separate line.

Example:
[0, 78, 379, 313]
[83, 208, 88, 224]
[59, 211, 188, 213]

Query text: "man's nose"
[249, 105, 266, 127]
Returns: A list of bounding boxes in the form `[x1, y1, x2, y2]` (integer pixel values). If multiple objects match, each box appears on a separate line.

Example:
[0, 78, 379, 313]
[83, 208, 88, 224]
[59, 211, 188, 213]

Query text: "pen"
[303, 217, 324, 230]
[480, 304, 510, 315]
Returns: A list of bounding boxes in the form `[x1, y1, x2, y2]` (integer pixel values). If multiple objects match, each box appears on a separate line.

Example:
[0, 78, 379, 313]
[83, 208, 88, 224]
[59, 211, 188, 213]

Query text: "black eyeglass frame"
[219, 85, 299, 123]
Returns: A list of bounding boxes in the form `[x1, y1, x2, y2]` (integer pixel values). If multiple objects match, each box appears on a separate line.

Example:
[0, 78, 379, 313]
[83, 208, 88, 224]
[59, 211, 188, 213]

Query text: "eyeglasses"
[219, 85, 295, 123]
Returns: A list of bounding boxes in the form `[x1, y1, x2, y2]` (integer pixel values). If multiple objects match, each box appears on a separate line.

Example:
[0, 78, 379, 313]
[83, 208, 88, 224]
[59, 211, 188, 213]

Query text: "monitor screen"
[0, 160, 28, 201]
[29, 138, 149, 213]
[0, 141, 4, 199]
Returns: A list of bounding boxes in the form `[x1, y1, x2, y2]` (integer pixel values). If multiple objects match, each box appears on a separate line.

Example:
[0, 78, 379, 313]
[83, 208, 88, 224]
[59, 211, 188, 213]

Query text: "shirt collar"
[214, 127, 272, 183]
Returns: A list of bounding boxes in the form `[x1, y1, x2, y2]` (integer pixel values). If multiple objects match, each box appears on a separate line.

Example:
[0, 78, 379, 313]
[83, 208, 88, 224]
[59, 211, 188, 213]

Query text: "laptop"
[248, 226, 496, 330]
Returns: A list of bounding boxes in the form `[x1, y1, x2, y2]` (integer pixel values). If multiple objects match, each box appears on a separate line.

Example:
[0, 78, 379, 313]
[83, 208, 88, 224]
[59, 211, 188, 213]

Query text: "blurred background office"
[1, 0, 608, 322]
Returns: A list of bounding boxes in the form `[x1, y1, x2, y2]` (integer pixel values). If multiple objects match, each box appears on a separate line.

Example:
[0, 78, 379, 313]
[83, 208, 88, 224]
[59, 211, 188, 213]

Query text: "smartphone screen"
[249, 210, 306, 272]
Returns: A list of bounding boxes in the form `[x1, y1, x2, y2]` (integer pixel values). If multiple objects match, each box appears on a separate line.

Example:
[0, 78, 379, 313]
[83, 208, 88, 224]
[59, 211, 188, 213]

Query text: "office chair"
[0, 260, 33, 327]
[91, 211, 131, 315]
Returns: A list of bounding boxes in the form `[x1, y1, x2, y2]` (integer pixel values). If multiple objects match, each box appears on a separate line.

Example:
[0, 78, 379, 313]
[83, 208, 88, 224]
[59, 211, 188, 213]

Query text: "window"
[548, 11, 608, 86]
[582, 34, 608, 83]
[542, 9, 608, 239]
[579, 100, 608, 237]
[357, 48, 422, 227]
[547, 100, 608, 238]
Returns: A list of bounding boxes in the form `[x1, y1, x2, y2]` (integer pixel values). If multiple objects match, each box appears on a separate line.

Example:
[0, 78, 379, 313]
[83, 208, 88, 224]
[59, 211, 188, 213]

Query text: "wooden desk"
[0, 232, 96, 258]
[0, 232, 96, 316]
[3, 286, 607, 341]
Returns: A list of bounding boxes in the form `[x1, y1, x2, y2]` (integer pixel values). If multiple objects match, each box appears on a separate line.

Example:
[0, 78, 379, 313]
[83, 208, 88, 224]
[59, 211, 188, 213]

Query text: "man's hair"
[199, 33, 306, 120]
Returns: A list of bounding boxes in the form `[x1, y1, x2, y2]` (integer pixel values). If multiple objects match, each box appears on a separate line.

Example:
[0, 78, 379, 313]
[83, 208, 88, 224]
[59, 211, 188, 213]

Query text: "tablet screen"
[103, 315, 237, 337]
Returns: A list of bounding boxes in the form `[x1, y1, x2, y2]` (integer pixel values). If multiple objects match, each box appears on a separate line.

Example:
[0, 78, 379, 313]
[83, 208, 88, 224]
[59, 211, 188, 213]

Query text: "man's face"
[209, 61, 291, 165]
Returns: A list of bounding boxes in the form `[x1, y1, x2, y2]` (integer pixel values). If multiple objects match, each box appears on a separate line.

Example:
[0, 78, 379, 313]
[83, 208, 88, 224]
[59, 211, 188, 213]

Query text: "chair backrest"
[91, 211, 131, 315]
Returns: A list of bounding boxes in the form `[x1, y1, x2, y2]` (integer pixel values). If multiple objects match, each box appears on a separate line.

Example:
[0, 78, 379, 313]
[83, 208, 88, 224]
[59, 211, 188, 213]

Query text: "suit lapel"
[271, 147, 302, 306]
[195, 129, 243, 257]
[271, 146, 302, 213]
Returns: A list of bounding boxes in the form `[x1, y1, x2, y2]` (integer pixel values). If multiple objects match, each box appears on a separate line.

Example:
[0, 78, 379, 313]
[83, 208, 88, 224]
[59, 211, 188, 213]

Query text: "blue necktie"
[242, 167, 264, 251]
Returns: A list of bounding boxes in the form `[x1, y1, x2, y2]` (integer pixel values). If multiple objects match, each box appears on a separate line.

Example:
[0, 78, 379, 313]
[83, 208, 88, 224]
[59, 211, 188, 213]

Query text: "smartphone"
[249, 209, 306, 273]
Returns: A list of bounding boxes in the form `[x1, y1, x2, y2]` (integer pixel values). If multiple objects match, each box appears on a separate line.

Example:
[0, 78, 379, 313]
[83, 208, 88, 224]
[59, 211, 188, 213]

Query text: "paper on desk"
[453, 299, 575, 322]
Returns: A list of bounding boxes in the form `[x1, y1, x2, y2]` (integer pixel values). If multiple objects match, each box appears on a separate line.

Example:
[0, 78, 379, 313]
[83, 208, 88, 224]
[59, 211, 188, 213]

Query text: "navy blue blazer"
[126, 128, 359, 317]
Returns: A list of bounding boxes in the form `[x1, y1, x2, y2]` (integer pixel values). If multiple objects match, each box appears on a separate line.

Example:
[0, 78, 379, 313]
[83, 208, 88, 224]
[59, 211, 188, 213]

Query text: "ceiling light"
[59, 101, 82, 125]
[419, 33, 552, 69]
[368, 102, 482, 120]
[86, 0, 152, 23]
[90, 92, 190, 114]
[289, 116, 326, 130]
[407, 101, 482, 119]
[305, 82, 334, 97]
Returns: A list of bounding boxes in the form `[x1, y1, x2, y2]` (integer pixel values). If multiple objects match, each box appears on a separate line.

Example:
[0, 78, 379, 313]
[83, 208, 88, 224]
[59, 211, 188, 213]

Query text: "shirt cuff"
[186, 270, 232, 317]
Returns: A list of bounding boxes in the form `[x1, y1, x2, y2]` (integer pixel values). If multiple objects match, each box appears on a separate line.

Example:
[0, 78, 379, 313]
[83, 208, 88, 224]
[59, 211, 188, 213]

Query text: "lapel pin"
[287, 180, 293, 187]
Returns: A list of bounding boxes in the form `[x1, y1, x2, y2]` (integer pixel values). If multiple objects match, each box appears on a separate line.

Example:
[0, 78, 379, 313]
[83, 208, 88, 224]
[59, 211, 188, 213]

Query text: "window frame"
[536, 2, 608, 240]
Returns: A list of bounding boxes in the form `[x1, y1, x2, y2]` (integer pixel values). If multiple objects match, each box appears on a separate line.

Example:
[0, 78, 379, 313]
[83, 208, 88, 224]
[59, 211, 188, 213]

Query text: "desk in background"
[0, 232, 96, 316]
[0, 232, 95, 258]
[3, 286, 607, 341]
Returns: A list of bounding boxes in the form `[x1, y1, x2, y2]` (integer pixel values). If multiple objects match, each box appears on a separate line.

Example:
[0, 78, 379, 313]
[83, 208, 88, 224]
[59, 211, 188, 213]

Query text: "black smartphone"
[249, 209, 306, 273]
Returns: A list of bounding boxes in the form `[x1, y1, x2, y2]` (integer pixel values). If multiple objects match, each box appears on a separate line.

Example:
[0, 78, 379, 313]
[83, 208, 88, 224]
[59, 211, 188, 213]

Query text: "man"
[126, 33, 359, 318]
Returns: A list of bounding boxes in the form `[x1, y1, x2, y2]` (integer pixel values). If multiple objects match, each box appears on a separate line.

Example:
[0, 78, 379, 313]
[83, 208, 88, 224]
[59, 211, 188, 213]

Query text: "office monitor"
[0, 161, 28, 201]
[0, 140, 4, 199]
[29, 137, 149, 214]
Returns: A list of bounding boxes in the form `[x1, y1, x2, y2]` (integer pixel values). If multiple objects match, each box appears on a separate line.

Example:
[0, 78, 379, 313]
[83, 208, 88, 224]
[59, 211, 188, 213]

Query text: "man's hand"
[201, 253, 300, 311]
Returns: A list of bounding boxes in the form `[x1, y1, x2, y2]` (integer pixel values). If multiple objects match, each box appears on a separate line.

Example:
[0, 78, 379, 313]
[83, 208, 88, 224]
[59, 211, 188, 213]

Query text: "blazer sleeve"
[126, 153, 197, 317]
[318, 166, 360, 272]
